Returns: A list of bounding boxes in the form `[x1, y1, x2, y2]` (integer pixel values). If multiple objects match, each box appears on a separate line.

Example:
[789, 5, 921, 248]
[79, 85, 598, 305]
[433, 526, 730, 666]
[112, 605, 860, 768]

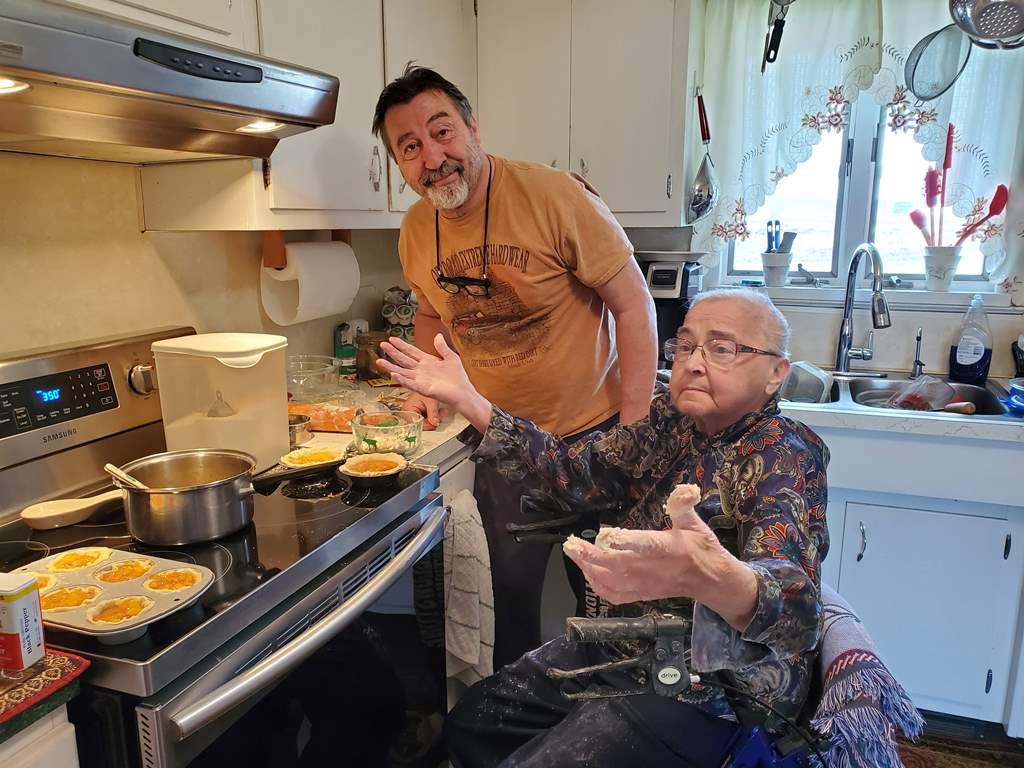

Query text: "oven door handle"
[170, 503, 449, 741]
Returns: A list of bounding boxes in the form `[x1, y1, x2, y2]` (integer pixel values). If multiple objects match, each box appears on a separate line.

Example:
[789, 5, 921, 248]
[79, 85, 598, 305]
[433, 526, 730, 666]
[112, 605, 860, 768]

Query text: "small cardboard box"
[0, 572, 45, 671]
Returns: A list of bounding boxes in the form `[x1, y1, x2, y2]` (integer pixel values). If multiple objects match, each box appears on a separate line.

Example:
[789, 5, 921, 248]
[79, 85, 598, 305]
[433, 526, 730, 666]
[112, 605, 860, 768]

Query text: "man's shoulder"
[496, 156, 590, 198]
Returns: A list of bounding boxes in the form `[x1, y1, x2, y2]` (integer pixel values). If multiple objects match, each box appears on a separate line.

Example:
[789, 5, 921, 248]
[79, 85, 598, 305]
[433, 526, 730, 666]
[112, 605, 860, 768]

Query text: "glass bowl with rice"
[350, 411, 423, 456]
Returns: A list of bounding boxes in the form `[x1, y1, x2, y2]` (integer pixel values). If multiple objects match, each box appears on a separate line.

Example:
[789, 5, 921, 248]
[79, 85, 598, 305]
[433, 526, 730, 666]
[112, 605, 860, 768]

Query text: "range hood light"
[236, 120, 285, 134]
[0, 78, 30, 95]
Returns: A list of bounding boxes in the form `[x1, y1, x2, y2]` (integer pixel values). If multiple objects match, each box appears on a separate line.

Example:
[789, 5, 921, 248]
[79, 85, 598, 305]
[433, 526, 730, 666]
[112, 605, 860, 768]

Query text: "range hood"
[0, 0, 339, 163]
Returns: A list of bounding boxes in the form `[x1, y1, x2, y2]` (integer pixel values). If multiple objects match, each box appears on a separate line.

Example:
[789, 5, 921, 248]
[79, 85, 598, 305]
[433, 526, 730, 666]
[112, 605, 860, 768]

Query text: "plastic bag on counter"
[885, 375, 955, 411]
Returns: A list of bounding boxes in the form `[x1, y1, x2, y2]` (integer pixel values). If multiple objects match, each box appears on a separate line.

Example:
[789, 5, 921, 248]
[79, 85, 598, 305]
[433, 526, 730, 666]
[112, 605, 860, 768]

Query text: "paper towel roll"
[260, 242, 361, 326]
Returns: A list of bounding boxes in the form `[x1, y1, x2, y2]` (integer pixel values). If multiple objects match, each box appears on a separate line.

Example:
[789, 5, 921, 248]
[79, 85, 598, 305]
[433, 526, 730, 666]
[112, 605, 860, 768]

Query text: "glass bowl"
[287, 355, 340, 402]
[350, 411, 423, 456]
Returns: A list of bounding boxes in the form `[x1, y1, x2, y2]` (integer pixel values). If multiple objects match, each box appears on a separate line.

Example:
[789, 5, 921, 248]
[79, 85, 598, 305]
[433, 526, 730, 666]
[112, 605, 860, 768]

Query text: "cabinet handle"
[369, 146, 382, 192]
[856, 521, 867, 562]
[399, 178, 407, 194]
[579, 157, 589, 178]
[550, 158, 558, 168]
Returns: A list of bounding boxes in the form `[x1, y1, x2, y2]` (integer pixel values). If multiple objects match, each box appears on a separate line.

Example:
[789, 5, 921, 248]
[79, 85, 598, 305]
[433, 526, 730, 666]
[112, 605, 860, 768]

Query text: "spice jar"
[355, 331, 389, 380]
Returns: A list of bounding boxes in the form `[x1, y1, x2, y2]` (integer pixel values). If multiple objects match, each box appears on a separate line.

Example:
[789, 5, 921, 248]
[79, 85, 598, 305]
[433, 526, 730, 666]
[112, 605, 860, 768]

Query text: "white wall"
[0, 153, 406, 358]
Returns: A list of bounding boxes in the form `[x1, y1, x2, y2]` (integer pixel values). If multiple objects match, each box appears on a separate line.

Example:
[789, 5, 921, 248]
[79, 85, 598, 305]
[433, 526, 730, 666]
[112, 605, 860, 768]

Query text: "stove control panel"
[0, 327, 194, 473]
[0, 364, 119, 439]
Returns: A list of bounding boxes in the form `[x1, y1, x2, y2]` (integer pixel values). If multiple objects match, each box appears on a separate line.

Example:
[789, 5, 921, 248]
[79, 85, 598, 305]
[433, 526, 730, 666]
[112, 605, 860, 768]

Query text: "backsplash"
[0, 153, 404, 358]
[780, 303, 1023, 380]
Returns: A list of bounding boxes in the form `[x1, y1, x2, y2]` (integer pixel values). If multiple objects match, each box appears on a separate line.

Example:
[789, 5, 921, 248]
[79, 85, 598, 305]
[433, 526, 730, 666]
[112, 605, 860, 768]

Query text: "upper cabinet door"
[59, 0, 258, 51]
[476, 0, 570, 172]
[383, 0, 478, 213]
[570, 0, 674, 213]
[259, 0, 388, 212]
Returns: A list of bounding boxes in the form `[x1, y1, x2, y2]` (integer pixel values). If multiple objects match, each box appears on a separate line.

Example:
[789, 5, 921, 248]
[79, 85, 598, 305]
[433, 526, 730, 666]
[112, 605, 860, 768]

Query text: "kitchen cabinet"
[837, 502, 1023, 722]
[383, 0, 478, 213]
[140, 0, 478, 230]
[259, 0, 387, 213]
[477, 0, 697, 225]
[0, 707, 80, 768]
[56, 0, 258, 52]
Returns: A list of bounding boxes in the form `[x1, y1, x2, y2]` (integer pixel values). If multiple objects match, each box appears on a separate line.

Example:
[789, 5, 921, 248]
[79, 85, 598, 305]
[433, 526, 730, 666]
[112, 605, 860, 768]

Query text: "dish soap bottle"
[948, 294, 992, 386]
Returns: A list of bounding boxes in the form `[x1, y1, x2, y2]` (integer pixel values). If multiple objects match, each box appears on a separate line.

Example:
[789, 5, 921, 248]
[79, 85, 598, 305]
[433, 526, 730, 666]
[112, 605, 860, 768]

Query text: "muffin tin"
[11, 546, 214, 644]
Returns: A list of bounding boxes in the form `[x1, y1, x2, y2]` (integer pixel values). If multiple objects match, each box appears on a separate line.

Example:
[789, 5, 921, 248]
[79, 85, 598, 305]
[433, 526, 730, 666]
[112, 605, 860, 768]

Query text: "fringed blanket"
[812, 584, 925, 767]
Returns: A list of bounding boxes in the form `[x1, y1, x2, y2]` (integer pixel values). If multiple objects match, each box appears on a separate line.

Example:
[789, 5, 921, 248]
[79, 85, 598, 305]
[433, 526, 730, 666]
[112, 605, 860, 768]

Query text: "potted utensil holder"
[924, 246, 961, 291]
[761, 251, 793, 287]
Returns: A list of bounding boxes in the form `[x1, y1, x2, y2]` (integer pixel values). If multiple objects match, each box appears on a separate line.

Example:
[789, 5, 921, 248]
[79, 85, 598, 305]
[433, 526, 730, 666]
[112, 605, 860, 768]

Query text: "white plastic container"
[0, 572, 44, 671]
[152, 333, 289, 472]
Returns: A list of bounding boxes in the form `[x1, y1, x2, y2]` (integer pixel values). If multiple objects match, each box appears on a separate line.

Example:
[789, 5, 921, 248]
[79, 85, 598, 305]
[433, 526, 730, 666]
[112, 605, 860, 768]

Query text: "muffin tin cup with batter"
[12, 546, 214, 645]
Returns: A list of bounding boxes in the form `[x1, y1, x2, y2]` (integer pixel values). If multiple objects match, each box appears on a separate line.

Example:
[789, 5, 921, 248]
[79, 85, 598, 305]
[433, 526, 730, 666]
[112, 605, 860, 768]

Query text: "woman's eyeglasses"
[664, 337, 780, 368]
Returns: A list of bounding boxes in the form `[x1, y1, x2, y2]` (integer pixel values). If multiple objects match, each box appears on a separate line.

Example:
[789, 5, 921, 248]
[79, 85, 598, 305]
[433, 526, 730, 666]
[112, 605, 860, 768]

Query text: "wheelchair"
[507, 500, 830, 767]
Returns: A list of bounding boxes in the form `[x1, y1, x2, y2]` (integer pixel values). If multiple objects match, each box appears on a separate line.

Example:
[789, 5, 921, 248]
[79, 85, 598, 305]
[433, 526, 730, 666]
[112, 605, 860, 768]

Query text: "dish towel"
[444, 489, 495, 687]
[812, 583, 925, 768]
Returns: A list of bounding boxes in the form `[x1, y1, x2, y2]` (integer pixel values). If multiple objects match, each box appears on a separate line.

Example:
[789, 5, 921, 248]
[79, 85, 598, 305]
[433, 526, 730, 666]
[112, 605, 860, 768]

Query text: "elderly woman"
[379, 288, 829, 768]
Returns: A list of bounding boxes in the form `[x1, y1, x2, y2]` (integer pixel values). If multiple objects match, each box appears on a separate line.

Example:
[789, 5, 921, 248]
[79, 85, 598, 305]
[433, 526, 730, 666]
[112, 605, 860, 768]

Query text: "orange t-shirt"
[399, 156, 633, 436]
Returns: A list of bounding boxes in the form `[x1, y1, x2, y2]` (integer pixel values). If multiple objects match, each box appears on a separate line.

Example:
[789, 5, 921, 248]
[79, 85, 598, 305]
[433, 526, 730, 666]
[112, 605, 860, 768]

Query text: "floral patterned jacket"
[467, 386, 830, 726]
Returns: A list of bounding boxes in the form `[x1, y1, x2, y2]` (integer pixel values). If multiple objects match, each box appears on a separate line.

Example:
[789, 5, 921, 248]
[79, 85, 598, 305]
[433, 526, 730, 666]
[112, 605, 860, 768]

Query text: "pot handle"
[169, 502, 448, 740]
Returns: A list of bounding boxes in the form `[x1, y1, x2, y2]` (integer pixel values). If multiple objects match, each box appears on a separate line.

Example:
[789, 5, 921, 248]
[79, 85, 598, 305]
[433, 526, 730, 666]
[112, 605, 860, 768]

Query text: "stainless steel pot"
[118, 449, 257, 545]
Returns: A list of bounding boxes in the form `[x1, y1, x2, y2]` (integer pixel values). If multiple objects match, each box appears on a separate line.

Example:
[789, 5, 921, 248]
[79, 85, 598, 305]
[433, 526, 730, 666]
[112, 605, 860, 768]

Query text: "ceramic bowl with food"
[337, 452, 407, 487]
[351, 411, 423, 456]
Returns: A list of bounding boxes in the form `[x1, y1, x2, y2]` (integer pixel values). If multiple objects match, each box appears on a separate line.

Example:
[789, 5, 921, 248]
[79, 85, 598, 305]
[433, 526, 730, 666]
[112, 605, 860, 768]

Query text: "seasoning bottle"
[948, 294, 993, 386]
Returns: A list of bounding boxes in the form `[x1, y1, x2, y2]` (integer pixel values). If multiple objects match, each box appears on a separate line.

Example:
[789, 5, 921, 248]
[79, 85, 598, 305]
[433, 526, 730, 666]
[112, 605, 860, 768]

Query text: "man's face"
[383, 90, 486, 212]
[669, 298, 790, 435]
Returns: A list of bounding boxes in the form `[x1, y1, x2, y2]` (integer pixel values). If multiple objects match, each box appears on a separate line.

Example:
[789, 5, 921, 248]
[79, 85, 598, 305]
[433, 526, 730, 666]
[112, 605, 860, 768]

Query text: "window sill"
[741, 285, 1019, 314]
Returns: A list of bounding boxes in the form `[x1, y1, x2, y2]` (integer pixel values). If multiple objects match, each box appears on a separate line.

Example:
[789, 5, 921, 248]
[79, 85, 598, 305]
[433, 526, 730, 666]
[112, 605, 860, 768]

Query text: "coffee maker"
[637, 255, 703, 367]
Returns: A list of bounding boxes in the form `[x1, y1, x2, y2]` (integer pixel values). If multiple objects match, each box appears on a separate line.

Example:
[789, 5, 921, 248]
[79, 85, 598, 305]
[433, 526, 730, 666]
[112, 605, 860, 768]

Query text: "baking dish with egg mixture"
[7, 547, 214, 644]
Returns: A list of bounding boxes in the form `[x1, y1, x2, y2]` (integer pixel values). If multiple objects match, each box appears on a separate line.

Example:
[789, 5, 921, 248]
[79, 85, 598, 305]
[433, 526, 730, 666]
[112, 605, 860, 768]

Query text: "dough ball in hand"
[593, 527, 630, 550]
[562, 535, 587, 559]
[665, 483, 701, 523]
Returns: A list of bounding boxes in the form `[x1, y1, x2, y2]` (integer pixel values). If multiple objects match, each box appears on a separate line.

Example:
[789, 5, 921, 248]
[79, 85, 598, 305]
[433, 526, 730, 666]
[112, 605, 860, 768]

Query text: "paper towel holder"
[261, 229, 352, 270]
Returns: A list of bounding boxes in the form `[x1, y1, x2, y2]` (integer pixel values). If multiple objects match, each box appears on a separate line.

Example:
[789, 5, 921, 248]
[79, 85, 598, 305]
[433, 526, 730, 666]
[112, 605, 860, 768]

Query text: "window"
[730, 131, 845, 276]
[727, 94, 989, 284]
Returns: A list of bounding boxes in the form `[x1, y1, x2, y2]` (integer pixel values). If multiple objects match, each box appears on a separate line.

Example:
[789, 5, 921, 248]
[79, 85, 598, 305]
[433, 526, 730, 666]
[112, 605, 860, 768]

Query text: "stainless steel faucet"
[834, 243, 891, 377]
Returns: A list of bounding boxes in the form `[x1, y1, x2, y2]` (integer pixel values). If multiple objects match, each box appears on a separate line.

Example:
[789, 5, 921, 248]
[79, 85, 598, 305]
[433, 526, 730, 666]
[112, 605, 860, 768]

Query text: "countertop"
[302, 384, 472, 472]
[779, 398, 1024, 444]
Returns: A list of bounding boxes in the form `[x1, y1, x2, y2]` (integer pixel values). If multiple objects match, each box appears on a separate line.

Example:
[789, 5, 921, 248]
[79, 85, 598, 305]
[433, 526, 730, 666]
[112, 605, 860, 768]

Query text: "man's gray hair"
[689, 288, 790, 357]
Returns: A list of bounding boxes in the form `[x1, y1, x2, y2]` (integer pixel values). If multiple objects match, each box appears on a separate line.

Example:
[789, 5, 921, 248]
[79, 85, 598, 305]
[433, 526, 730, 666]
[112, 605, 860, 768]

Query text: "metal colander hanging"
[950, 0, 1024, 49]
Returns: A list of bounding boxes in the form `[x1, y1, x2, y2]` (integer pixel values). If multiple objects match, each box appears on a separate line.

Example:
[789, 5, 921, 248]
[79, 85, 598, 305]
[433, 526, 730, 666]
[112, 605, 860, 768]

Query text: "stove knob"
[128, 364, 157, 395]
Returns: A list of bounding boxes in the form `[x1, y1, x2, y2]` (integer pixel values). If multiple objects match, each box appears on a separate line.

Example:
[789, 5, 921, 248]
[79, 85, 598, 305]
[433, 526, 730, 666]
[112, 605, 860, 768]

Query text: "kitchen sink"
[847, 378, 1009, 416]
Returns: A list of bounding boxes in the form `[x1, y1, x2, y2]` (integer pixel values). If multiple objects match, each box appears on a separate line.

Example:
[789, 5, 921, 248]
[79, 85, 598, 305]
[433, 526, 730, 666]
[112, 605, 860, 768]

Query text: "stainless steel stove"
[0, 330, 449, 768]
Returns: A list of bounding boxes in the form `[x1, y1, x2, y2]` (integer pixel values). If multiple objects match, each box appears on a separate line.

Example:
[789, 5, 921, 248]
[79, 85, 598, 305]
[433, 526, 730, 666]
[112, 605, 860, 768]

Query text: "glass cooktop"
[0, 465, 439, 675]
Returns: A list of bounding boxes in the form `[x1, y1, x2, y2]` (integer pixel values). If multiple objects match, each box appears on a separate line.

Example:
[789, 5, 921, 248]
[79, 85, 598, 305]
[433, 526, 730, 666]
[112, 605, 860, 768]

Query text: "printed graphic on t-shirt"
[434, 242, 551, 368]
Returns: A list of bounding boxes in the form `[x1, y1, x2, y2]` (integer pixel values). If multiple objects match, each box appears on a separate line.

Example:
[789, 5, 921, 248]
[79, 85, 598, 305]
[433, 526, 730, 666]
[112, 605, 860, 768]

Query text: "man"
[372, 66, 657, 667]
[378, 289, 829, 767]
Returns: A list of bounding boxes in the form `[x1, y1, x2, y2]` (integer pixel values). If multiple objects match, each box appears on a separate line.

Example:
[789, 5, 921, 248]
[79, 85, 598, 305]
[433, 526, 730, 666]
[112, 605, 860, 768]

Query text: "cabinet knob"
[128, 364, 157, 395]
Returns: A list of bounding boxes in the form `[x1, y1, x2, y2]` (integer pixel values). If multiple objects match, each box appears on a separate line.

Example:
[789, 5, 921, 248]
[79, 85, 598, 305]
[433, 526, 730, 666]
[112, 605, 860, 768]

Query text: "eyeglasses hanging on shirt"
[434, 157, 494, 298]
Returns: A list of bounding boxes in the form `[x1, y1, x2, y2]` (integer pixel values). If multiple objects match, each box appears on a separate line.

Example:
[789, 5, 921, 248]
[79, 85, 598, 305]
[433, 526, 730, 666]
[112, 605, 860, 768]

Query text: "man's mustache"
[421, 160, 464, 187]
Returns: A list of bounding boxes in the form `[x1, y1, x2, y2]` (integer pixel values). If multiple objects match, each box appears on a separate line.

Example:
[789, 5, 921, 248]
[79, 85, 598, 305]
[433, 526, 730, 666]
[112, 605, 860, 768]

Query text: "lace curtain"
[691, 0, 1024, 303]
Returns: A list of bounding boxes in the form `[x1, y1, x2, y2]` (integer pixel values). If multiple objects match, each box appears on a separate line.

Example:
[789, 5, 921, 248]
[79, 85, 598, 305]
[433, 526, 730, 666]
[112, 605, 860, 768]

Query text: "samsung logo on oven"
[42, 428, 77, 444]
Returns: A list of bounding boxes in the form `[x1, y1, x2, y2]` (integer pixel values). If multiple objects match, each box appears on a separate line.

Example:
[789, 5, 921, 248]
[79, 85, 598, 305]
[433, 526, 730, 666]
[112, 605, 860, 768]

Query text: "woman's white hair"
[688, 288, 790, 357]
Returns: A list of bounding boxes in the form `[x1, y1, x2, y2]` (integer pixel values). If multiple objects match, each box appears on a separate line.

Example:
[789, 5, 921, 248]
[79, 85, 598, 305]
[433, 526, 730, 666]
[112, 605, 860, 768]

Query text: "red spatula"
[955, 184, 1009, 247]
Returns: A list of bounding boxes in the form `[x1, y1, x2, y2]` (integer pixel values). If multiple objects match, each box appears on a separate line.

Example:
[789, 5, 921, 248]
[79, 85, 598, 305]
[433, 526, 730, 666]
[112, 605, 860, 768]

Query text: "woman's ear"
[766, 358, 790, 395]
